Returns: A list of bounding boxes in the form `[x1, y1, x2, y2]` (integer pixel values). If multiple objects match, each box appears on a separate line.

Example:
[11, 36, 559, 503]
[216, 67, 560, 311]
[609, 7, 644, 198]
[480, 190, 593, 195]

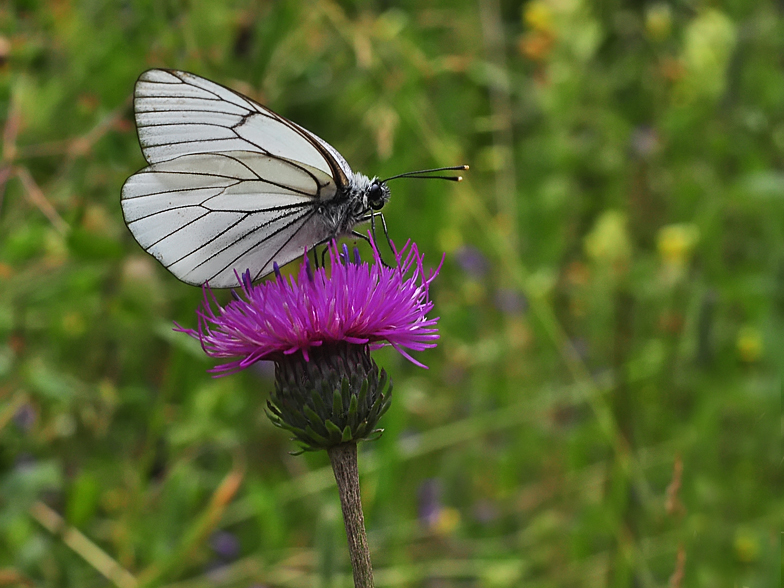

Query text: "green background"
[1, 0, 781, 586]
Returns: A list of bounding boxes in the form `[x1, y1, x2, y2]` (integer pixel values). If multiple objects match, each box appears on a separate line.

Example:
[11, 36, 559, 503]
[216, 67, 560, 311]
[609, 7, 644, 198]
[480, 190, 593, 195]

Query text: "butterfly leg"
[352, 230, 390, 268]
[351, 230, 371, 243]
[373, 211, 395, 267]
[377, 212, 393, 256]
[308, 236, 341, 270]
[356, 212, 393, 267]
[355, 229, 391, 269]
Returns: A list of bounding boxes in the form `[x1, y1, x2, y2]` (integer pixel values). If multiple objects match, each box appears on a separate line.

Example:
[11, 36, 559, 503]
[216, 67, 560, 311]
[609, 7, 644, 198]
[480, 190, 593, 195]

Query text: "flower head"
[176, 238, 442, 375]
[177, 237, 442, 452]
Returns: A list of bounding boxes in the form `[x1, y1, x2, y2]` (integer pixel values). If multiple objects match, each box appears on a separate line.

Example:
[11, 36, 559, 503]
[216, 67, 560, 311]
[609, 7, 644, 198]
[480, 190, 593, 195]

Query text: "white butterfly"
[121, 69, 466, 288]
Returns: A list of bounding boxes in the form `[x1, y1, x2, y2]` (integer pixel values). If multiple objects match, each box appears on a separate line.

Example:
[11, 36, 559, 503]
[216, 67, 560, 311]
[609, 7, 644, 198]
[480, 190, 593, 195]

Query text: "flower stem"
[327, 443, 374, 588]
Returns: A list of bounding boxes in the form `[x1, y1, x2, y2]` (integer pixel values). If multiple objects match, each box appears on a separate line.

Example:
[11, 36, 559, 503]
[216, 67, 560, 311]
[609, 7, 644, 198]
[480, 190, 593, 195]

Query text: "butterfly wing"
[122, 69, 353, 287]
[123, 151, 337, 287]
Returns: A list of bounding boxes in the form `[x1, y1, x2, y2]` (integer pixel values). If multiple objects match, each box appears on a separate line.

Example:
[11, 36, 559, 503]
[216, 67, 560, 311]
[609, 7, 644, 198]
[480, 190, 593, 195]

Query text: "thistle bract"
[268, 342, 392, 451]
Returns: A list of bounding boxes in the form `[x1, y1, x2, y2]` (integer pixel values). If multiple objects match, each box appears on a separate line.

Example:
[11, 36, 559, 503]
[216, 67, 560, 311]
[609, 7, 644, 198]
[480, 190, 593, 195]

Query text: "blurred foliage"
[1, 0, 781, 587]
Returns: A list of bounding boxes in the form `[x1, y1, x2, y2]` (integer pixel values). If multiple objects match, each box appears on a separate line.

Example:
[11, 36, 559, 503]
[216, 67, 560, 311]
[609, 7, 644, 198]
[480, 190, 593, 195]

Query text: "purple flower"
[210, 530, 240, 559]
[13, 403, 37, 431]
[494, 288, 527, 315]
[630, 125, 660, 158]
[418, 478, 442, 528]
[177, 237, 442, 375]
[454, 245, 489, 278]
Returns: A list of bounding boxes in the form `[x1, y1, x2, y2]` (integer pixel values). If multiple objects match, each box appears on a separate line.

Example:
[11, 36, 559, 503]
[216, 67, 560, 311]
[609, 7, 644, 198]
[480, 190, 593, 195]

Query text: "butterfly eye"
[368, 182, 385, 210]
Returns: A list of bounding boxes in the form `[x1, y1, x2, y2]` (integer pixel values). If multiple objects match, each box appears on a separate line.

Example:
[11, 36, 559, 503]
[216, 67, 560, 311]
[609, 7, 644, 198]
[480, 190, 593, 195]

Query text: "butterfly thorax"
[318, 172, 391, 236]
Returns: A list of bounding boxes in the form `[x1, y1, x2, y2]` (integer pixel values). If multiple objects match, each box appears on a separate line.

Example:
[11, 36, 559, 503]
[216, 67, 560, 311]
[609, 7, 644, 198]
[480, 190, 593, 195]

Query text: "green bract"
[266, 343, 393, 453]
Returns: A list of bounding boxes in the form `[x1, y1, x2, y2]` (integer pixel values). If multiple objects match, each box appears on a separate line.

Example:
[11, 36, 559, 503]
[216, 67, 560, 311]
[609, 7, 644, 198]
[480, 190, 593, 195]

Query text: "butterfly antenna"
[381, 164, 469, 183]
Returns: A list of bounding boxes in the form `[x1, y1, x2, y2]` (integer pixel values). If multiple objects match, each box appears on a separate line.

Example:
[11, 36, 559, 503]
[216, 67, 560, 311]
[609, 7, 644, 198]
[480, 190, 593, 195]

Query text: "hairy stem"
[327, 443, 374, 588]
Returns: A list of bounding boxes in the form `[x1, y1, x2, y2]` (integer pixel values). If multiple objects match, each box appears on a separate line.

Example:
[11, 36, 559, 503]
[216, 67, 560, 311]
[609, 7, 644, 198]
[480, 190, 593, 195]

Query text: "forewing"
[292, 121, 354, 185]
[134, 69, 351, 191]
[121, 151, 335, 288]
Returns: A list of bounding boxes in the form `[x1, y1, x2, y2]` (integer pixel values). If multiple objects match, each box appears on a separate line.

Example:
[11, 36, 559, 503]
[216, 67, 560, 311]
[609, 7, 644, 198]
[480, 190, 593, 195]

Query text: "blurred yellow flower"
[584, 210, 631, 270]
[434, 506, 461, 535]
[524, 1, 553, 34]
[733, 528, 760, 563]
[678, 9, 737, 101]
[736, 326, 763, 363]
[657, 223, 699, 285]
[657, 223, 699, 265]
[645, 3, 672, 41]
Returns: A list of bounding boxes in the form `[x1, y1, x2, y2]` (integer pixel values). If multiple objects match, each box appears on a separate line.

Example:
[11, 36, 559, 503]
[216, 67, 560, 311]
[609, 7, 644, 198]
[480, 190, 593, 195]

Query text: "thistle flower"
[175, 236, 442, 587]
[176, 237, 442, 451]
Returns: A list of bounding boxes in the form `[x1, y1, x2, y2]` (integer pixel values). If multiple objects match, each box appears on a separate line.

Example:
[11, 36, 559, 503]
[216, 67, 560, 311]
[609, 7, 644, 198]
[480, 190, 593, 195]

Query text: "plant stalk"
[327, 443, 374, 588]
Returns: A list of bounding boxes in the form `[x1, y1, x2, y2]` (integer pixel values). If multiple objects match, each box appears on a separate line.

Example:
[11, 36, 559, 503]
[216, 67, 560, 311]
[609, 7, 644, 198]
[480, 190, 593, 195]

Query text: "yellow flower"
[524, 1, 553, 34]
[645, 3, 672, 41]
[733, 528, 760, 563]
[434, 506, 461, 535]
[657, 224, 699, 286]
[657, 223, 699, 266]
[677, 9, 737, 101]
[736, 326, 763, 363]
[584, 210, 631, 270]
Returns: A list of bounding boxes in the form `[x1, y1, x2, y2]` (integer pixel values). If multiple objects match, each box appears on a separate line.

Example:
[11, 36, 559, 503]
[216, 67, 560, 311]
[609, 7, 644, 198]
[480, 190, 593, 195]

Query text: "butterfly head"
[368, 179, 391, 211]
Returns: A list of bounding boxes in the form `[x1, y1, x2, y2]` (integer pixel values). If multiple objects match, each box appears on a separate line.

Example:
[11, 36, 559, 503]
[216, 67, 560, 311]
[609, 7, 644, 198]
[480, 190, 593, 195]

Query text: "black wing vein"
[121, 69, 355, 287]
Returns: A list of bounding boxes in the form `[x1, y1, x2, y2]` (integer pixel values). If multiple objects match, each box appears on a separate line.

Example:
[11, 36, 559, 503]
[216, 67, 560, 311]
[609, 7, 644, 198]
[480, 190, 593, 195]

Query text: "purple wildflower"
[177, 237, 442, 375]
[630, 125, 660, 158]
[494, 288, 527, 315]
[418, 478, 442, 528]
[454, 245, 489, 278]
[13, 403, 37, 431]
[210, 530, 240, 560]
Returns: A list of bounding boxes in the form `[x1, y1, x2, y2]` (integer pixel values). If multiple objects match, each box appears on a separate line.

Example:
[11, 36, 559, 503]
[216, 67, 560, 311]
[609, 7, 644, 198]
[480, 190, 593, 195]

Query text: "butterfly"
[121, 69, 467, 288]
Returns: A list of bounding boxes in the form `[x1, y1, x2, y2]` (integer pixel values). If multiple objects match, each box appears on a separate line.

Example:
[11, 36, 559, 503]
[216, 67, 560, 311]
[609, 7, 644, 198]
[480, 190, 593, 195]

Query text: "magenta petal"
[177, 235, 441, 375]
